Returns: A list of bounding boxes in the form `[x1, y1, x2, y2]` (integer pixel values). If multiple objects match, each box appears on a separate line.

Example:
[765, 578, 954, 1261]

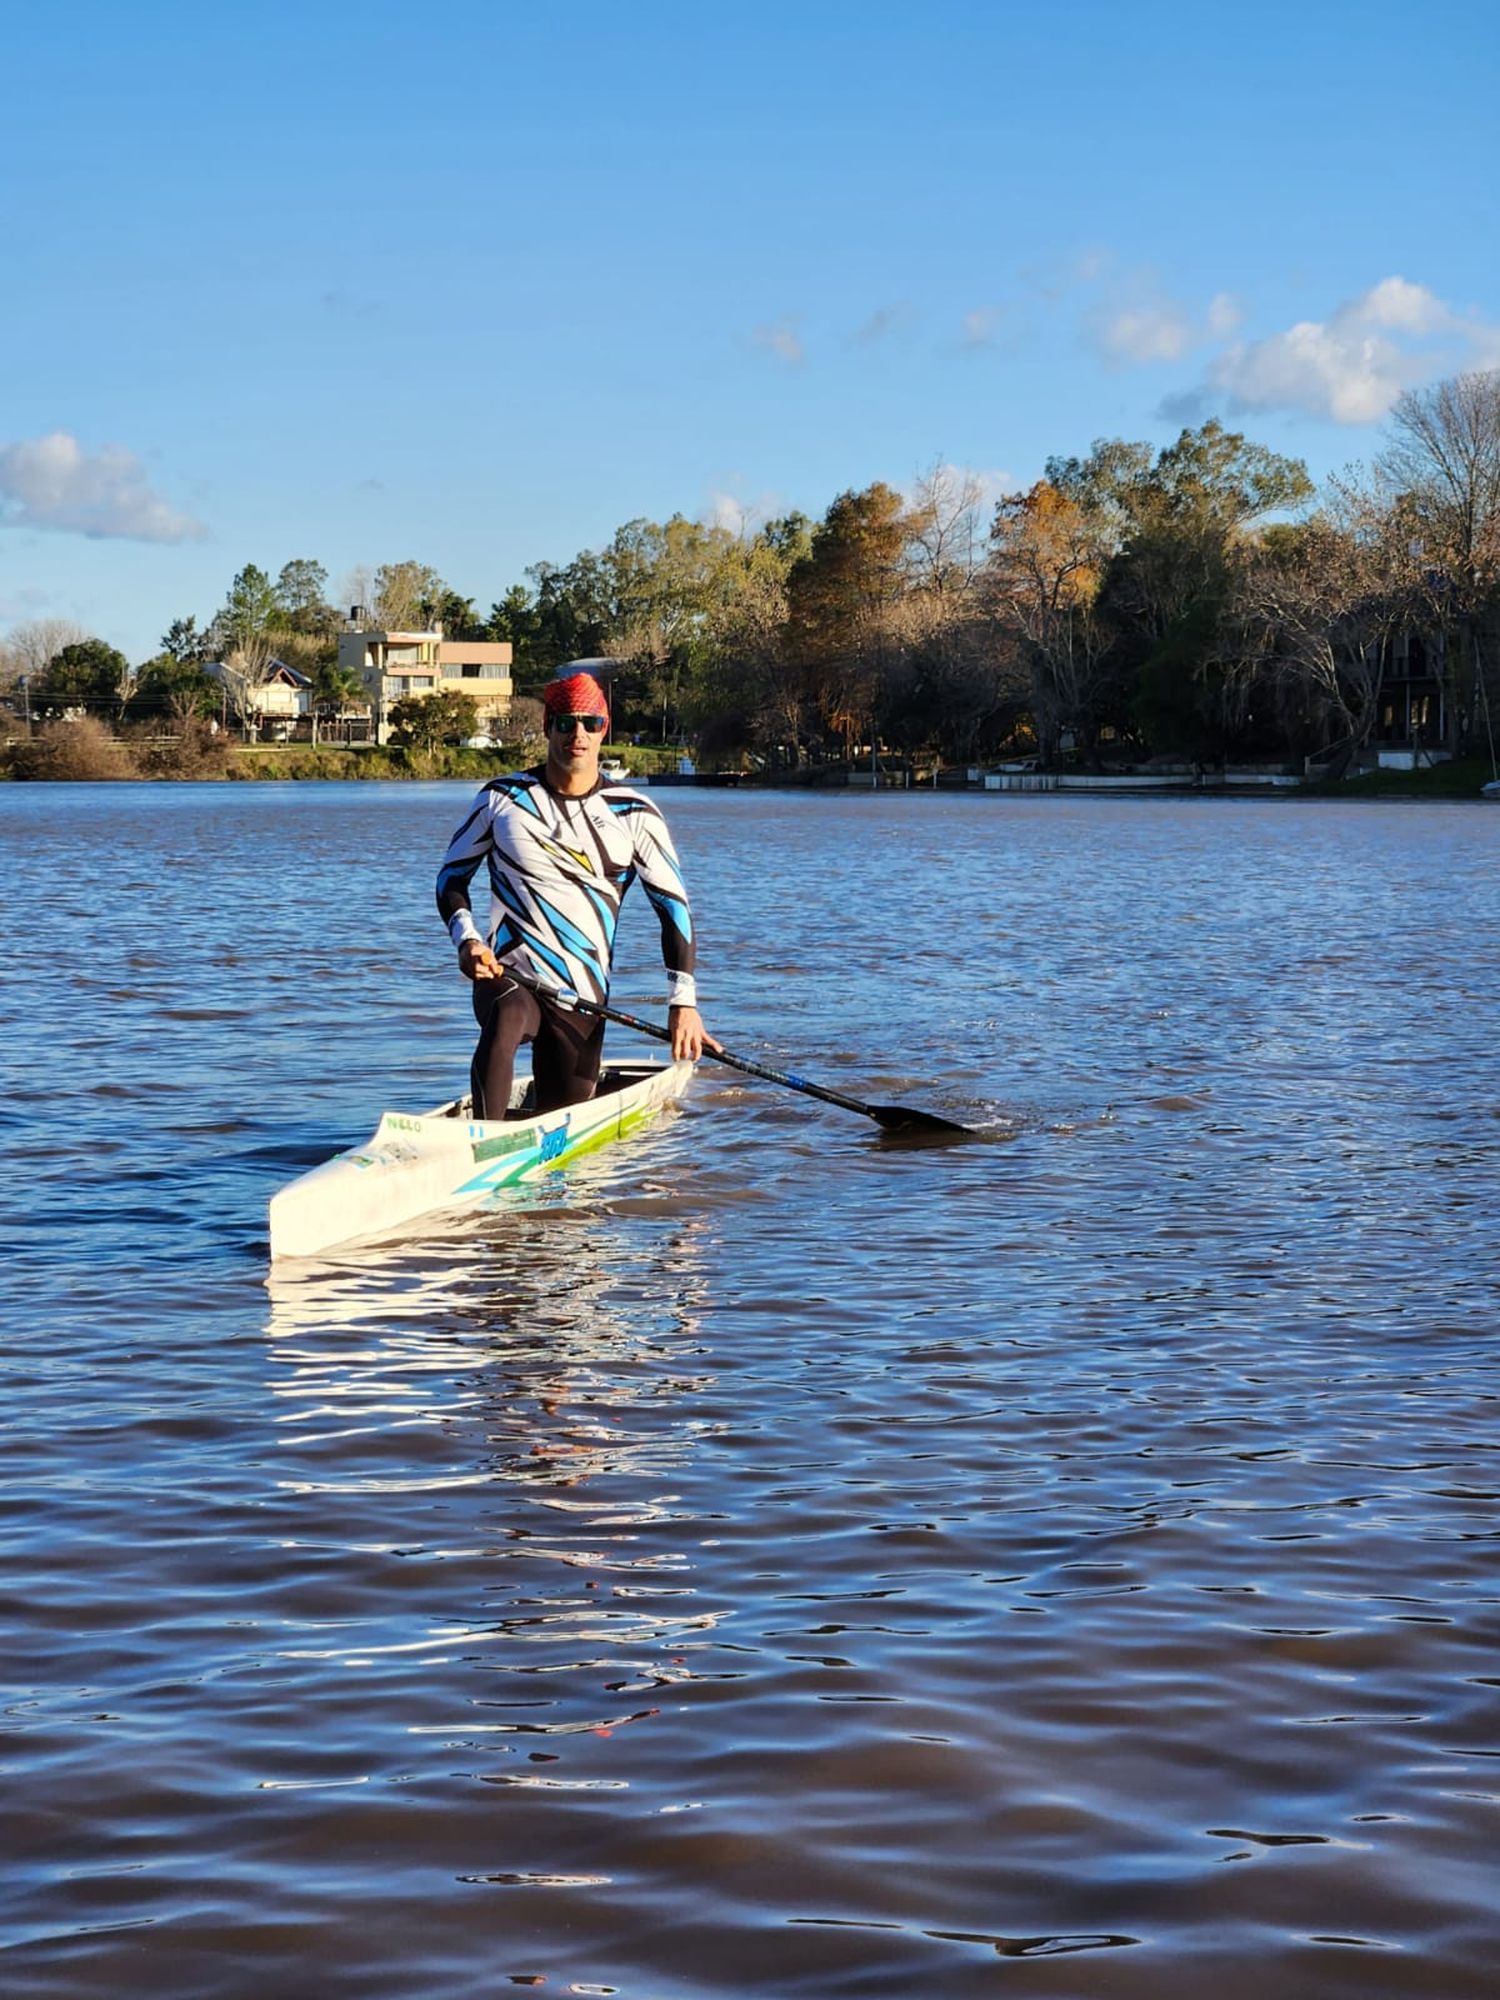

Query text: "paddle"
[494, 963, 973, 1136]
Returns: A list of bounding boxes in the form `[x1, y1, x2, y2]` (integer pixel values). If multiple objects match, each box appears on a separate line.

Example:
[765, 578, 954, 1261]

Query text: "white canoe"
[268, 1059, 692, 1262]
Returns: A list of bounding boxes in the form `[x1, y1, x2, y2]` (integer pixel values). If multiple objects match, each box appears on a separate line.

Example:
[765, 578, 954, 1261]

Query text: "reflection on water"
[3, 784, 1500, 1998]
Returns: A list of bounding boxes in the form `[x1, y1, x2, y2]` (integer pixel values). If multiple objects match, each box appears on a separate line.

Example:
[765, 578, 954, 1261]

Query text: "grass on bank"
[225, 741, 684, 780]
[4, 723, 1497, 798]
[0, 725, 684, 783]
[1302, 755, 1497, 800]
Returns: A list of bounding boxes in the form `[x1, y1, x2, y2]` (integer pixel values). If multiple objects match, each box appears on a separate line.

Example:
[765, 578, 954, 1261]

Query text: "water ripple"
[3, 787, 1500, 1997]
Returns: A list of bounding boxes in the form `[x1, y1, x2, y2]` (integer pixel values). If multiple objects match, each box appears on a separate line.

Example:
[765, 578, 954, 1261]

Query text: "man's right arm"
[437, 791, 499, 980]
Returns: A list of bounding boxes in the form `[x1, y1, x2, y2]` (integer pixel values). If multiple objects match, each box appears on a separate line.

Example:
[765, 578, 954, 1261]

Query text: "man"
[436, 664, 711, 1117]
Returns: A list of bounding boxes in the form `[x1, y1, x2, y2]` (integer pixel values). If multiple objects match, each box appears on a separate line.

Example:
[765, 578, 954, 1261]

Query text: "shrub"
[8, 716, 139, 780]
[131, 723, 235, 779]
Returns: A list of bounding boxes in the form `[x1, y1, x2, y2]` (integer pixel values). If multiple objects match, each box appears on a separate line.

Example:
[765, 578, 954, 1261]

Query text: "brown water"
[3, 782, 1499, 1999]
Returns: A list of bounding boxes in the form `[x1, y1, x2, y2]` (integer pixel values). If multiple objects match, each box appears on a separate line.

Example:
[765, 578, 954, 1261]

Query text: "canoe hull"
[268, 1059, 692, 1261]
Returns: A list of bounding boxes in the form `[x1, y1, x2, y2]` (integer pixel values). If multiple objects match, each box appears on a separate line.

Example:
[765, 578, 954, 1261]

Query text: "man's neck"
[544, 757, 596, 798]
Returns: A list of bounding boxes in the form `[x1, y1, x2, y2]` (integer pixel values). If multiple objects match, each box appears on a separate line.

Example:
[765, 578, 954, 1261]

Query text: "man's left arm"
[632, 803, 717, 1060]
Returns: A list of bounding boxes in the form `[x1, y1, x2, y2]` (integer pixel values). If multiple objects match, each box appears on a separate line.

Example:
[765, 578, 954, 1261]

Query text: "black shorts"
[470, 975, 606, 1117]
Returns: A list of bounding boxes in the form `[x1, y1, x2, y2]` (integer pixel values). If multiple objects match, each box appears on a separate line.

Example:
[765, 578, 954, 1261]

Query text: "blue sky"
[3, 0, 1498, 662]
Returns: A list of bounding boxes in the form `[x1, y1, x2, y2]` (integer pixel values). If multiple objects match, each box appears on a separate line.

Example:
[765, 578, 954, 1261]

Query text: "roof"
[205, 657, 313, 688]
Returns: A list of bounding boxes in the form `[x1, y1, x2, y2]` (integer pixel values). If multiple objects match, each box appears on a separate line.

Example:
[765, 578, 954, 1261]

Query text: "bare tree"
[373, 561, 446, 631]
[1378, 371, 1500, 749]
[904, 461, 987, 607]
[0, 617, 89, 686]
[215, 655, 259, 735]
[1381, 370, 1500, 586]
[339, 566, 375, 625]
[1219, 492, 1430, 772]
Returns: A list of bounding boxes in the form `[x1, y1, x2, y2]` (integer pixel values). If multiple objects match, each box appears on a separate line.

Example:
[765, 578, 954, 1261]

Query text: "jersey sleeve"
[630, 799, 697, 1008]
[436, 788, 494, 948]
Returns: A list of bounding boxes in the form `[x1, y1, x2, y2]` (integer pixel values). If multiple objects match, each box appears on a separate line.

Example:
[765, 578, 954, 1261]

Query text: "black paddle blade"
[868, 1104, 977, 1138]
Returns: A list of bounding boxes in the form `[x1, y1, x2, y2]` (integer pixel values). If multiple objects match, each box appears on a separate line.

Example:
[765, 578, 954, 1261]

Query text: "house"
[1372, 628, 1449, 769]
[337, 624, 514, 745]
[206, 657, 314, 740]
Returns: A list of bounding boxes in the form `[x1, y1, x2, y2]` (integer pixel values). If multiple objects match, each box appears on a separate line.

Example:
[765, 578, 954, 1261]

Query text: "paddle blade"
[869, 1104, 976, 1138]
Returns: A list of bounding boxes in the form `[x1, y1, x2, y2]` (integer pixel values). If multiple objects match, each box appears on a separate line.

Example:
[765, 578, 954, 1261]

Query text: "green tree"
[275, 559, 337, 637]
[600, 514, 740, 740]
[519, 554, 614, 688]
[127, 655, 222, 724]
[486, 584, 544, 687]
[160, 614, 208, 664]
[698, 513, 812, 759]
[38, 639, 131, 714]
[1036, 424, 1312, 760]
[311, 658, 364, 708]
[215, 564, 281, 673]
[424, 587, 486, 639]
[389, 689, 478, 748]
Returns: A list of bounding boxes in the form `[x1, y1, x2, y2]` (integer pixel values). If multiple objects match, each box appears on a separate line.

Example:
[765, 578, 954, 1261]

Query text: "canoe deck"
[268, 1058, 692, 1262]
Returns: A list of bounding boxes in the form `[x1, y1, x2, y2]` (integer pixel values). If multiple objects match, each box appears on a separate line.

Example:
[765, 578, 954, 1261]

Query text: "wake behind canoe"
[268, 1058, 692, 1262]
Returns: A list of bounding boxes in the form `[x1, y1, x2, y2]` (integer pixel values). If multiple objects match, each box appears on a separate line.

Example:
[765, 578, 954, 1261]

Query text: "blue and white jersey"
[436, 768, 697, 1008]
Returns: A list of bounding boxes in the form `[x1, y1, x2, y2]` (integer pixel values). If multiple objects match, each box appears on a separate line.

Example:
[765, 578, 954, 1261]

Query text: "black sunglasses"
[549, 713, 607, 734]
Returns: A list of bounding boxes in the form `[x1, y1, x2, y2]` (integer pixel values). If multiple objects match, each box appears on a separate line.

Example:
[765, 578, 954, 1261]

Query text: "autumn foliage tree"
[988, 480, 1116, 762]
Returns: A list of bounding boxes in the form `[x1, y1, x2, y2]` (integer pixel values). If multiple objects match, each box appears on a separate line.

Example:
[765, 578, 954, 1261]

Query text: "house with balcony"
[206, 656, 314, 741]
[338, 625, 514, 744]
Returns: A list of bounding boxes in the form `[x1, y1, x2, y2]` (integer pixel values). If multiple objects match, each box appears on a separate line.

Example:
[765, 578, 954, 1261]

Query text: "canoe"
[268, 1058, 693, 1261]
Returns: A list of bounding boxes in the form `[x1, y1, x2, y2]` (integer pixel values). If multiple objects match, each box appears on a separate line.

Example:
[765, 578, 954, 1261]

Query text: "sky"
[3, 0, 1499, 662]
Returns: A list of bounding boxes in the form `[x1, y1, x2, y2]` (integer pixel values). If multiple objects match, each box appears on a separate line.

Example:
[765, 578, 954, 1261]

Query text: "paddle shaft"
[494, 965, 933, 1127]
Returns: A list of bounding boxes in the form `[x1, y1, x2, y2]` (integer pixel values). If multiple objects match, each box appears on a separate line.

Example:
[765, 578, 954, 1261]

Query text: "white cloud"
[707, 490, 753, 535]
[752, 317, 804, 367]
[1206, 291, 1242, 338]
[1211, 319, 1410, 425]
[967, 467, 1020, 507]
[1100, 302, 1194, 364]
[1357, 275, 1450, 334]
[0, 432, 205, 542]
[1089, 274, 1237, 368]
[703, 486, 787, 536]
[1203, 276, 1498, 424]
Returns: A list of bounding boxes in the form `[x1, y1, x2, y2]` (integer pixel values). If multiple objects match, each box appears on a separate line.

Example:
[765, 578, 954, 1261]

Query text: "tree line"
[5, 369, 1499, 773]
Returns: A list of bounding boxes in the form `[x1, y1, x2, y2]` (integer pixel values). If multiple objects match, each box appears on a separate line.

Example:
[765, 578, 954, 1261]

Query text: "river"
[3, 781, 1498, 1998]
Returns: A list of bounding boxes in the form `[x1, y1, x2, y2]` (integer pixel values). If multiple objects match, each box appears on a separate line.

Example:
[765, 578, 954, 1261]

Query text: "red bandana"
[543, 672, 609, 720]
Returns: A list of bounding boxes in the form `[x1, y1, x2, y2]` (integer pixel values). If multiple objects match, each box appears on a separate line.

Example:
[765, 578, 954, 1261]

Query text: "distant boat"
[601, 757, 629, 781]
[1482, 779, 1500, 799]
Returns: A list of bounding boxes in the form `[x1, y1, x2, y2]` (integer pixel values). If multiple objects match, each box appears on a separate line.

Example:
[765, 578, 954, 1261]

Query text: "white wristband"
[666, 970, 697, 1009]
[449, 911, 483, 949]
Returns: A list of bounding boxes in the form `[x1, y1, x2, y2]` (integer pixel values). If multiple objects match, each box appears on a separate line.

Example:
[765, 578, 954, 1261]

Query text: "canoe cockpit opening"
[440, 1065, 660, 1122]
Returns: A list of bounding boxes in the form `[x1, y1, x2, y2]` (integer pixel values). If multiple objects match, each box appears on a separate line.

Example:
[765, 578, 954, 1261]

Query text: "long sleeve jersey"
[436, 768, 697, 1009]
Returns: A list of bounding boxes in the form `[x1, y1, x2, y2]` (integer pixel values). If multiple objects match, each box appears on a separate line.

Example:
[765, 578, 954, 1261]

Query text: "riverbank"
[0, 735, 678, 785]
[3, 733, 1497, 799]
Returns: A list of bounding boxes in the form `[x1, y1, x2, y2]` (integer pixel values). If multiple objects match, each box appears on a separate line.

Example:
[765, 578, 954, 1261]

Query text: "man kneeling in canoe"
[436, 664, 711, 1116]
